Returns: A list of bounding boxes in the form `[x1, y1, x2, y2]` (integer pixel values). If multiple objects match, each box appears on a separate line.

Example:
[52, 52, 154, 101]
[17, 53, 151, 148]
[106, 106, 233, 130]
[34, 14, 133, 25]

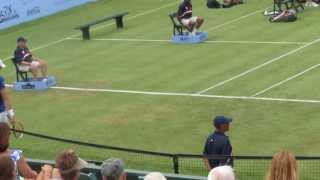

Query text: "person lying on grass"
[14, 37, 49, 81]
[177, 0, 204, 35]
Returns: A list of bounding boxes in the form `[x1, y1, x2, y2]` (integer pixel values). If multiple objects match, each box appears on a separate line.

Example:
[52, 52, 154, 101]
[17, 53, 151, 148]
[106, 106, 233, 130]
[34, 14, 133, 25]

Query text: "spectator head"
[144, 172, 167, 180]
[55, 149, 88, 180]
[17, 37, 27, 48]
[213, 116, 232, 132]
[208, 166, 235, 180]
[0, 122, 11, 153]
[266, 150, 298, 180]
[0, 154, 15, 180]
[101, 158, 126, 180]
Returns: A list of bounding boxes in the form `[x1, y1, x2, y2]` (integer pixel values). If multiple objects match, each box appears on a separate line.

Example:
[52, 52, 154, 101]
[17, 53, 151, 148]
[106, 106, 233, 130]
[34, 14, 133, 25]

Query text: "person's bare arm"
[0, 88, 15, 122]
[204, 158, 212, 170]
[36, 165, 53, 180]
[17, 156, 37, 179]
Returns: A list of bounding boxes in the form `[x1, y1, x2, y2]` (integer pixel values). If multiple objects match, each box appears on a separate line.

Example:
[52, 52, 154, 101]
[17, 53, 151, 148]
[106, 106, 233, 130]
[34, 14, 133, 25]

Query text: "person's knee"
[197, 17, 204, 24]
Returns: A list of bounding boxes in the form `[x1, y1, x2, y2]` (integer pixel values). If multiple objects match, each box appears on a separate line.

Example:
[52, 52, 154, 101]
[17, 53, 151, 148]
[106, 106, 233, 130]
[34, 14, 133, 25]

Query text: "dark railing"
[13, 129, 320, 180]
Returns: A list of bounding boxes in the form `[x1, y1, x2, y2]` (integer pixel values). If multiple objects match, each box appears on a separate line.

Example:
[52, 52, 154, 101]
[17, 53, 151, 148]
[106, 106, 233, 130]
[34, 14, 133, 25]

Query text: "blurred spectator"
[54, 149, 89, 180]
[203, 116, 233, 169]
[265, 150, 298, 180]
[35, 165, 54, 180]
[207, 0, 221, 8]
[144, 172, 167, 180]
[305, 0, 319, 7]
[0, 122, 37, 179]
[208, 166, 235, 180]
[101, 158, 126, 180]
[0, 154, 15, 180]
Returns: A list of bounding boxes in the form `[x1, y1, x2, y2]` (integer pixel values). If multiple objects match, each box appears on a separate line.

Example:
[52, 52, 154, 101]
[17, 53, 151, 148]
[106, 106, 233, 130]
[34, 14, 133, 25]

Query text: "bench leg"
[81, 27, 91, 40]
[115, 16, 124, 28]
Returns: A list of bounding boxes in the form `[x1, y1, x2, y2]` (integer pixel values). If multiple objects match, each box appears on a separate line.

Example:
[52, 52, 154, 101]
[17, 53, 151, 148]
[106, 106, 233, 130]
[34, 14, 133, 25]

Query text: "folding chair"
[11, 58, 29, 82]
[169, 12, 184, 35]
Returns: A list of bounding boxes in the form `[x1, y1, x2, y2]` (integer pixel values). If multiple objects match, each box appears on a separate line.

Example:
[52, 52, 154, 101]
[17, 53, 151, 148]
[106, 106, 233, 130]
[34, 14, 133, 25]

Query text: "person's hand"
[52, 168, 61, 179]
[41, 165, 53, 179]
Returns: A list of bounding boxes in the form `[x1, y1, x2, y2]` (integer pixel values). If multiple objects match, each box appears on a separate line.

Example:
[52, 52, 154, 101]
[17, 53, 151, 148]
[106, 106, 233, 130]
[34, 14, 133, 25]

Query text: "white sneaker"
[42, 78, 48, 82]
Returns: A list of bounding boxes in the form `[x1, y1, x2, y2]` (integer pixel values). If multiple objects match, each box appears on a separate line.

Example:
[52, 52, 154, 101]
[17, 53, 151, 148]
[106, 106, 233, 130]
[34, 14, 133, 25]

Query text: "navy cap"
[17, 37, 27, 42]
[213, 116, 232, 126]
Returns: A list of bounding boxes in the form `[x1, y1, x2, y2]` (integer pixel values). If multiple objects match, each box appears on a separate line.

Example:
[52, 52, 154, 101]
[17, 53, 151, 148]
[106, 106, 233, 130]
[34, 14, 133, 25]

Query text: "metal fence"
[15, 130, 320, 180]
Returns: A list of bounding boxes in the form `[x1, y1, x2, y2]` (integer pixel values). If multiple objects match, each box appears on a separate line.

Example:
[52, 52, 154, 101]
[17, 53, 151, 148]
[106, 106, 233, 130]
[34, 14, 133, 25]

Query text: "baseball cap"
[17, 37, 27, 42]
[213, 116, 232, 127]
[101, 158, 125, 178]
[0, 59, 6, 68]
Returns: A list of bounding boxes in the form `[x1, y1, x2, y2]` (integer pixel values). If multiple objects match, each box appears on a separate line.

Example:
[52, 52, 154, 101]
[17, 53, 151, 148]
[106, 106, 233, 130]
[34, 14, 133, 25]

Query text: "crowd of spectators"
[0, 121, 300, 180]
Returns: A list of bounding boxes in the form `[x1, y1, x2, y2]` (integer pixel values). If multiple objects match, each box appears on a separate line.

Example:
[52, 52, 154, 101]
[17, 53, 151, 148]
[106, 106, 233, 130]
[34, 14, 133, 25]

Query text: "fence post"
[173, 155, 179, 174]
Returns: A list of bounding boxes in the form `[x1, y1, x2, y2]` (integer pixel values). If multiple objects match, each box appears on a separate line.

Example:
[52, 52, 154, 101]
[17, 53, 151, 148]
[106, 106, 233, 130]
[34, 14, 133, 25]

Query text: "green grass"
[1, 0, 320, 179]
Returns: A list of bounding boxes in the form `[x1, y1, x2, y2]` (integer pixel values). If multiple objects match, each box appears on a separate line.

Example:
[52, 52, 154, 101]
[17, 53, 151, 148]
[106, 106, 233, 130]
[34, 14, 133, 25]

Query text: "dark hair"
[0, 123, 10, 153]
[56, 149, 80, 180]
[0, 154, 15, 180]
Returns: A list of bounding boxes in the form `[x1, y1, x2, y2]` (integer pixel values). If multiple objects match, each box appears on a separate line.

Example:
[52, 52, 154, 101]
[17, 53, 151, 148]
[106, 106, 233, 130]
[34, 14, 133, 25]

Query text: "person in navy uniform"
[0, 60, 15, 124]
[177, 0, 204, 35]
[203, 116, 233, 169]
[14, 37, 49, 81]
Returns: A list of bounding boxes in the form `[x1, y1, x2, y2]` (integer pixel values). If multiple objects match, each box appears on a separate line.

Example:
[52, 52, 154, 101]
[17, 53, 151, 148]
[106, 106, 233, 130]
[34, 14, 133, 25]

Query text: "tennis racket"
[11, 121, 24, 139]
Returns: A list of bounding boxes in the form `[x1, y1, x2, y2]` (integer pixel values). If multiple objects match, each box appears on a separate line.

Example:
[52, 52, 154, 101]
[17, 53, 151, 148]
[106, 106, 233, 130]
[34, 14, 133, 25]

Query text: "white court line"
[1, 1, 180, 60]
[5, 83, 320, 104]
[67, 37, 308, 45]
[207, 8, 265, 32]
[196, 37, 320, 94]
[3, 38, 69, 61]
[48, 86, 320, 104]
[252, 64, 320, 97]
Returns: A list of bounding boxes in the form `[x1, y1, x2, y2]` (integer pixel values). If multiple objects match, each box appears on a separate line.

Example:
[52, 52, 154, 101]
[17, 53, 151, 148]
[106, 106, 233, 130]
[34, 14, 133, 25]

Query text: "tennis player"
[0, 60, 16, 124]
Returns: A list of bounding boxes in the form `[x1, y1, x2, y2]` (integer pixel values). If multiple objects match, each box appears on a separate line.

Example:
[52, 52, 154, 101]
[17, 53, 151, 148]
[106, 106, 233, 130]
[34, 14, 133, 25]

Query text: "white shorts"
[181, 16, 198, 27]
[18, 61, 40, 72]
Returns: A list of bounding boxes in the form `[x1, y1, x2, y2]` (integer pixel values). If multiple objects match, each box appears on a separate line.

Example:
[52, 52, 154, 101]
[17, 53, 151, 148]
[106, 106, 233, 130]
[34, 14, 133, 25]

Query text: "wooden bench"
[75, 12, 129, 40]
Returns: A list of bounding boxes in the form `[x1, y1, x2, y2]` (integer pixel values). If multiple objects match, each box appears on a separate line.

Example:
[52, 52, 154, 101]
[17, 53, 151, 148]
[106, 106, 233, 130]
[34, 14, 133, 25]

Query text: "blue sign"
[0, 0, 95, 30]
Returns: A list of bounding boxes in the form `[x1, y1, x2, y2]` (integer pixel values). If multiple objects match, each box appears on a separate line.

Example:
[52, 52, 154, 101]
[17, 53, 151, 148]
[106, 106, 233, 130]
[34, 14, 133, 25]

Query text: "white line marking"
[5, 83, 320, 103]
[3, 38, 69, 61]
[48, 86, 320, 104]
[207, 8, 265, 32]
[67, 1, 180, 39]
[252, 64, 320, 97]
[67, 37, 307, 45]
[196, 37, 320, 94]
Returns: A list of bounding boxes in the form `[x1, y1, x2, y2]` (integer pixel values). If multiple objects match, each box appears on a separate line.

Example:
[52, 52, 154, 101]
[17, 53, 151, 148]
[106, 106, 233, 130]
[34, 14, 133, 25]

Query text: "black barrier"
[13, 129, 320, 180]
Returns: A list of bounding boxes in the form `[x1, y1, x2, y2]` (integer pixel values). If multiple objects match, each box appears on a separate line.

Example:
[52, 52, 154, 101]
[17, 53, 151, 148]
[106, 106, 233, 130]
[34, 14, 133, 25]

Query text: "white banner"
[0, 0, 95, 30]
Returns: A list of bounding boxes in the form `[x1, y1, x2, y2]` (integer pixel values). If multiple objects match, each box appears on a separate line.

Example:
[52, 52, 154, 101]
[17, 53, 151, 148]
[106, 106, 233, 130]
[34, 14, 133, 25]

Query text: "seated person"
[207, 0, 221, 8]
[14, 37, 48, 81]
[222, 0, 243, 8]
[177, 0, 204, 35]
